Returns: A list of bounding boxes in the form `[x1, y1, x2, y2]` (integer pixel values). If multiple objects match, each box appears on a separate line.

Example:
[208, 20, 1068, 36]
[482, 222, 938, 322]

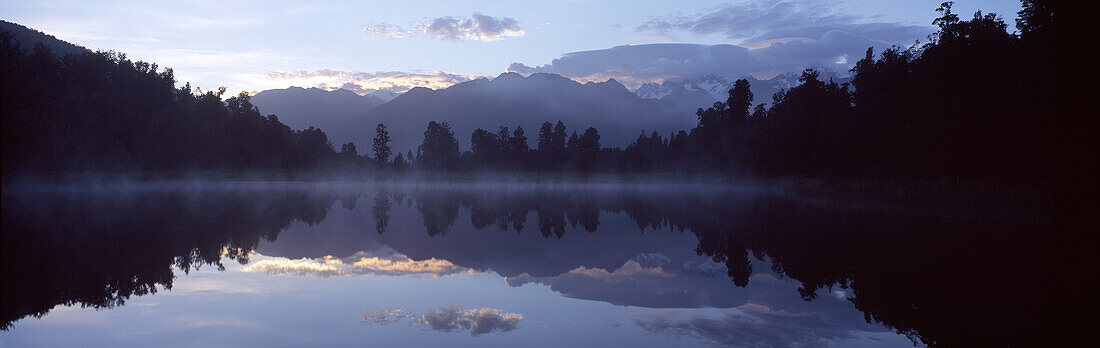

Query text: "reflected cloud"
[168, 315, 259, 330]
[349, 253, 470, 276]
[362, 307, 414, 325]
[363, 306, 522, 336]
[242, 256, 347, 277]
[241, 251, 475, 278]
[634, 309, 865, 347]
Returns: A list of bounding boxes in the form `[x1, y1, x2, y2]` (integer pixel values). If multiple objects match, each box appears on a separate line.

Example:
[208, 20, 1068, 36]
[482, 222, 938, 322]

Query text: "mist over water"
[1, 178, 1052, 346]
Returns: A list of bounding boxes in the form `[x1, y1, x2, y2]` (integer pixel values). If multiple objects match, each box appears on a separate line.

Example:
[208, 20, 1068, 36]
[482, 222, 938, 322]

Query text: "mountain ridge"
[332, 72, 692, 154]
[251, 86, 384, 132]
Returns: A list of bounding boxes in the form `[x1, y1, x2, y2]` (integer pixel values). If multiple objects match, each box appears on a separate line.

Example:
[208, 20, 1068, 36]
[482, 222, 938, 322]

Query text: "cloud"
[252, 69, 481, 95]
[633, 309, 866, 347]
[362, 23, 413, 40]
[502, 0, 933, 87]
[750, 30, 895, 76]
[241, 251, 475, 277]
[421, 13, 524, 42]
[507, 34, 905, 88]
[636, 0, 930, 44]
[363, 13, 524, 42]
[507, 43, 767, 88]
[363, 306, 523, 336]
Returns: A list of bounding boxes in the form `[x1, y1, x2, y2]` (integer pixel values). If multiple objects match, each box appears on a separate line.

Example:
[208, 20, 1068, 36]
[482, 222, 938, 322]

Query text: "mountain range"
[251, 87, 384, 132]
[258, 70, 847, 154]
[333, 72, 691, 154]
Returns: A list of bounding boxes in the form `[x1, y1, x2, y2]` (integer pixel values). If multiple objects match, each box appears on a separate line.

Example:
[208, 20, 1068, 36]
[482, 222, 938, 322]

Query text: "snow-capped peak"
[635, 82, 673, 100]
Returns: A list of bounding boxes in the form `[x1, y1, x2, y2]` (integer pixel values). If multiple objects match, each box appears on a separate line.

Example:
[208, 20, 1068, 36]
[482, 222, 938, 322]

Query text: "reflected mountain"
[1, 181, 1053, 346]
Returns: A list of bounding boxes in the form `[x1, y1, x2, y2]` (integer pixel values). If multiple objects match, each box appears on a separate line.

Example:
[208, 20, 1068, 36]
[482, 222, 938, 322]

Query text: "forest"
[0, 1, 1072, 184]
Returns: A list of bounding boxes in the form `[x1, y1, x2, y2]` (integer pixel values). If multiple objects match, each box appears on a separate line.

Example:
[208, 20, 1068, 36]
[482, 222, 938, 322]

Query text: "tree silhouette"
[726, 78, 753, 125]
[391, 153, 408, 170]
[418, 121, 459, 170]
[339, 143, 359, 162]
[470, 128, 500, 168]
[371, 193, 391, 234]
[372, 123, 392, 166]
[507, 126, 529, 168]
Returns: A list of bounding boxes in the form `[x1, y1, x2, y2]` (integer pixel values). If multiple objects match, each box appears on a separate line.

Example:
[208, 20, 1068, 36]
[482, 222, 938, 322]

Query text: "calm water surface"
[0, 181, 1052, 347]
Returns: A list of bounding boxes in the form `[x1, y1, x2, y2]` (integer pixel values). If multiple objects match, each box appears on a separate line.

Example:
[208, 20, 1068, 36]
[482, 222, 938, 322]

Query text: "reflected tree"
[371, 193, 391, 234]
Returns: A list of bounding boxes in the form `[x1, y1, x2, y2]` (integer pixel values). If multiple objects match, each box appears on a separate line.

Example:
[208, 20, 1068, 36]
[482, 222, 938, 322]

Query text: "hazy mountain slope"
[336, 72, 692, 154]
[251, 87, 383, 132]
[1, 20, 89, 56]
[367, 89, 400, 102]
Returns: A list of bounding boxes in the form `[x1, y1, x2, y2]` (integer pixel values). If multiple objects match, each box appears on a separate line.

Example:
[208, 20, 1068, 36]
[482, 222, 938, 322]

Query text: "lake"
[0, 180, 1053, 347]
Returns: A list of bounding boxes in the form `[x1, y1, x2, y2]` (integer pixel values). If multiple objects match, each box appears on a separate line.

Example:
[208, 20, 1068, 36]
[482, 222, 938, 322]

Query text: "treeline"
[365, 118, 690, 172]
[363, 1, 1062, 182]
[0, 33, 345, 174]
[373, 120, 645, 172]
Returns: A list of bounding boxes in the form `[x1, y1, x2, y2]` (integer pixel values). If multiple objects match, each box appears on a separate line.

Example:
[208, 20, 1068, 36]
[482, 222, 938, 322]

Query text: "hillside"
[0, 20, 88, 57]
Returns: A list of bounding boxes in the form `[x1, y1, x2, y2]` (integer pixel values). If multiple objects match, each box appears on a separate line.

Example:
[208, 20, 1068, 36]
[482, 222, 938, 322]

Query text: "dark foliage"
[417, 121, 459, 170]
[372, 123, 392, 165]
[0, 32, 358, 175]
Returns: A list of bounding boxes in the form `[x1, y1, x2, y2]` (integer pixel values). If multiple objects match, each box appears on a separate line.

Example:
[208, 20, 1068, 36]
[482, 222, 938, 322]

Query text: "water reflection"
[1, 182, 1052, 346]
[363, 306, 524, 336]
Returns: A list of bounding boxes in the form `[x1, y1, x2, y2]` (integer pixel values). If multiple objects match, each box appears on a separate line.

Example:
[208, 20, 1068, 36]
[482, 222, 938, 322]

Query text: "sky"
[1, 0, 1022, 94]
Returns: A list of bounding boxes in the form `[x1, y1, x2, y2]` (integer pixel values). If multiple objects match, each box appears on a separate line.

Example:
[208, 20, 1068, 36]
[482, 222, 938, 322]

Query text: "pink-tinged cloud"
[256, 69, 481, 95]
